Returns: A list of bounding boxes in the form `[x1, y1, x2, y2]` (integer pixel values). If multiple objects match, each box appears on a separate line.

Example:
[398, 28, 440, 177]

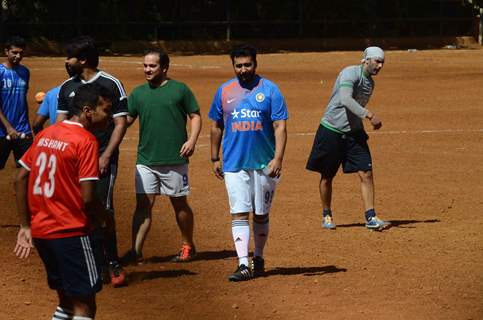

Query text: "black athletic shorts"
[306, 125, 372, 178]
[96, 152, 118, 211]
[0, 136, 33, 169]
[34, 234, 102, 297]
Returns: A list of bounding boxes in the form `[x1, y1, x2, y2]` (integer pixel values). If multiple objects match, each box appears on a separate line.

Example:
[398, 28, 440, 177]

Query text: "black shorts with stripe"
[34, 234, 102, 297]
[306, 125, 372, 178]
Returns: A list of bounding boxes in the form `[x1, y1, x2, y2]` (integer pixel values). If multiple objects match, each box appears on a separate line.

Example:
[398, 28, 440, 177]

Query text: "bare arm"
[266, 119, 287, 177]
[210, 120, 224, 180]
[126, 115, 136, 127]
[180, 111, 202, 157]
[99, 115, 127, 174]
[0, 108, 18, 137]
[14, 168, 33, 259]
[32, 114, 48, 135]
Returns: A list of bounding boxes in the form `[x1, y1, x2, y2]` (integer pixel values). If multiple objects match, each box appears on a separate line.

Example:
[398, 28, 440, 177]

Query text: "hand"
[212, 160, 224, 180]
[14, 226, 33, 259]
[99, 154, 110, 175]
[180, 140, 196, 158]
[266, 158, 282, 178]
[7, 127, 20, 139]
[370, 114, 382, 130]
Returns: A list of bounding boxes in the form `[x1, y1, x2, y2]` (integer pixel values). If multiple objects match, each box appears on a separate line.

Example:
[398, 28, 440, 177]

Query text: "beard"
[65, 62, 81, 77]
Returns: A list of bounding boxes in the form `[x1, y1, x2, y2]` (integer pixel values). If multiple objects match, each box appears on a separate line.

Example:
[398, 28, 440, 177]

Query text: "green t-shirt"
[128, 79, 200, 166]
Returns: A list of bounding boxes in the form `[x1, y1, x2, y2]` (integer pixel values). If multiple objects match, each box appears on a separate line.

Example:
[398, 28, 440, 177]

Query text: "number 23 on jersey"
[33, 152, 57, 198]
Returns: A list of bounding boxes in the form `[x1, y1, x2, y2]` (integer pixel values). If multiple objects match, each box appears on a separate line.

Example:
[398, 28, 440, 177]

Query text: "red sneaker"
[109, 262, 127, 287]
[171, 244, 196, 262]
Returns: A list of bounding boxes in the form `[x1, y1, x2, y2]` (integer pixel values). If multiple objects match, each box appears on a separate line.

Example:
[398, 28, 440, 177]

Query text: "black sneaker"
[120, 249, 143, 266]
[228, 264, 253, 282]
[251, 256, 265, 278]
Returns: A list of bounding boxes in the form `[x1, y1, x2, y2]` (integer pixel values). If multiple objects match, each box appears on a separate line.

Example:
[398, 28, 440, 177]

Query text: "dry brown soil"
[0, 49, 482, 319]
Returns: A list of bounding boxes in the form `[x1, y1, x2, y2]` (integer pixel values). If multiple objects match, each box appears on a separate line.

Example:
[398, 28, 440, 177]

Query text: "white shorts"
[224, 169, 279, 215]
[135, 164, 190, 197]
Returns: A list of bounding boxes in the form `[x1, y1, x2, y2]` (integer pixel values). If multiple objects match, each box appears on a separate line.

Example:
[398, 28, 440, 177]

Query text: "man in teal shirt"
[124, 48, 201, 263]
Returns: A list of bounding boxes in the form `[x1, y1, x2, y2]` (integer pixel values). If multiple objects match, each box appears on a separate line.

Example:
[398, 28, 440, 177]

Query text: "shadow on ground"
[263, 265, 347, 277]
[145, 249, 237, 264]
[128, 269, 197, 284]
[337, 219, 440, 229]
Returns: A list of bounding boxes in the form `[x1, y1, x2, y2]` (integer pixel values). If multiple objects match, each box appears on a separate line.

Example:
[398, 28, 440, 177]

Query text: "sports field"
[1, 49, 482, 319]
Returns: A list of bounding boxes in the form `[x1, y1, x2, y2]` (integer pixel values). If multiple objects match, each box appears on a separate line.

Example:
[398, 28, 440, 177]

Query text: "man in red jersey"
[14, 83, 113, 320]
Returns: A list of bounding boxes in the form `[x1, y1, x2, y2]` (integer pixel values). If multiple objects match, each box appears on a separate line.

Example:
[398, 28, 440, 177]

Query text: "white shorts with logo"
[224, 168, 279, 215]
[135, 164, 190, 197]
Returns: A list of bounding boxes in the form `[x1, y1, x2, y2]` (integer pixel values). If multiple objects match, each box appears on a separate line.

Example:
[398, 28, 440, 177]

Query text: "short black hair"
[4, 36, 26, 50]
[71, 83, 112, 116]
[144, 48, 170, 68]
[230, 44, 257, 67]
[65, 36, 99, 68]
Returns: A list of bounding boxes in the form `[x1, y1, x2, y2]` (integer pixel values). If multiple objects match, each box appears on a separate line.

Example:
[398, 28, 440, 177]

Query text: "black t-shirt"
[58, 71, 128, 153]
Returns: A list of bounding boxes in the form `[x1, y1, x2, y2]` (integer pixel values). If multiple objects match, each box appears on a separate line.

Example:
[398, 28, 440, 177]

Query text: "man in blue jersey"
[306, 46, 389, 231]
[0, 36, 32, 170]
[32, 86, 60, 134]
[209, 44, 288, 282]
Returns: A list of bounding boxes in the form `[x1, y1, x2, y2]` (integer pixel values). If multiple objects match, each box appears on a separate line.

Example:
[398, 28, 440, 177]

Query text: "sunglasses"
[234, 62, 253, 68]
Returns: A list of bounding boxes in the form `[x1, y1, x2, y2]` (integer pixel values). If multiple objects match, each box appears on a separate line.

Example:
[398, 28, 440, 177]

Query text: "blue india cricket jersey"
[0, 64, 31, 137]
[208, 75, 288, 172]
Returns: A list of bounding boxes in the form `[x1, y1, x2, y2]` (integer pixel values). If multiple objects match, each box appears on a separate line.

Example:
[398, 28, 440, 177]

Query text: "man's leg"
[319, 175, 333, 211]
[132, 193, 156, 255]
[170, 196, 194, 246]
[169, 196, 197, 262]
[228, 212, 253, 281]
[52, 290, 74, 320]
[71, 295, 96, 319]
[320, 175, 336, 229]
[252, 214, 268, 277]
[358, 170, 374, 212]
[224, 171, 253, 281]
[358, 170, 389, 229]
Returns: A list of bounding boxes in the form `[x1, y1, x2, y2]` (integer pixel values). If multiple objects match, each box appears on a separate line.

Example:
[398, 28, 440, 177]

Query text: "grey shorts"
[135, 164, 190, 197]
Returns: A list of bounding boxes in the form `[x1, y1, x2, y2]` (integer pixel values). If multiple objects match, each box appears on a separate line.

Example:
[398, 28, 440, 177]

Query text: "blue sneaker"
[365, 216, 390, 230]
[322, 215, 336, 229]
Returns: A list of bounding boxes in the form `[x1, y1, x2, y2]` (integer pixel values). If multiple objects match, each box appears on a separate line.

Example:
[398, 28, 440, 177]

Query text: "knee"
[359, 170, 373, 183]
[320, 176, 333, 186]
[171, 196, 192, 213]
[253, 214, 269, 224]
[135, 194, 153, 211]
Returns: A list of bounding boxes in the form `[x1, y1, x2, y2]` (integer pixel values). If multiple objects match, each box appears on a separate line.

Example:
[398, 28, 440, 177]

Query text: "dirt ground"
[0, 49, 482, 320]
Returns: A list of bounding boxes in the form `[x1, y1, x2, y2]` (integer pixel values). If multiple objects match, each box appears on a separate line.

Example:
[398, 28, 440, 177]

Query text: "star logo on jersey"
[255, 93, 265, 102]
[231, 109, 240, 119]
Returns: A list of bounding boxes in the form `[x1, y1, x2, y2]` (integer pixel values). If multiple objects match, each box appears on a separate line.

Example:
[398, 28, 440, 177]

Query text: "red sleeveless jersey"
[19, 120, 99, 239]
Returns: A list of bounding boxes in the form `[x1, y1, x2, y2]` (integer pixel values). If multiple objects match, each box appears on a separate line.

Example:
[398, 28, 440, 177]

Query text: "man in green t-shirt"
[123, 49, 201, 263]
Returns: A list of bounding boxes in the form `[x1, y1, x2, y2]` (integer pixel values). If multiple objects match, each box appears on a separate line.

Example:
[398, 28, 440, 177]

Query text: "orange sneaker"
[171, 244, 196, 262]
[109, 261, 127, 287]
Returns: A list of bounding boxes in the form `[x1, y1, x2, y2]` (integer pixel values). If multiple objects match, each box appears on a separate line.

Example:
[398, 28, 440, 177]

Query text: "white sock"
[232, 220, 250, 266]
[253, 218, 269, 258]
[52, 306, 73, 320]
[72, 316, 93, 320]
